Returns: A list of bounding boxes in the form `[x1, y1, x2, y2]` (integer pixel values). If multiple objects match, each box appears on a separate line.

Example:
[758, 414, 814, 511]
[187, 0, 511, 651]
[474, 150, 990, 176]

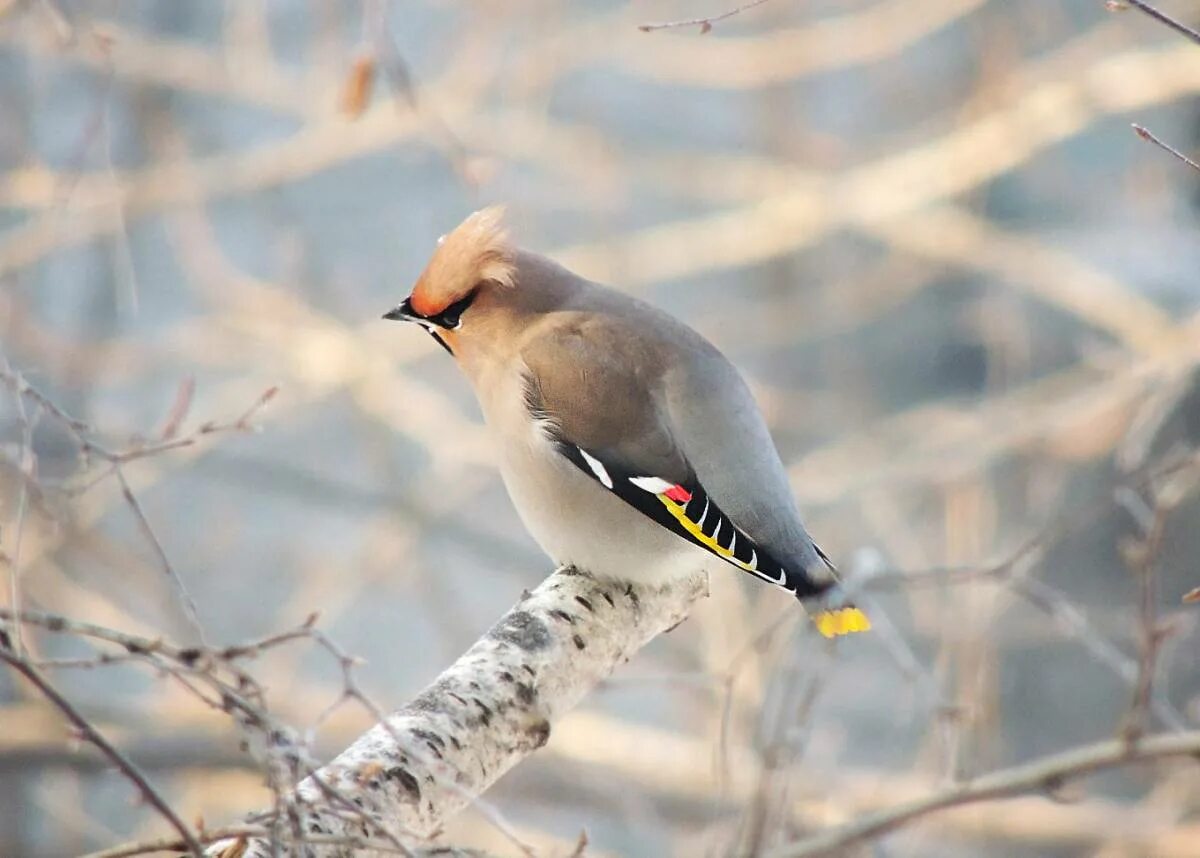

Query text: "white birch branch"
[212, 566, 707, 857]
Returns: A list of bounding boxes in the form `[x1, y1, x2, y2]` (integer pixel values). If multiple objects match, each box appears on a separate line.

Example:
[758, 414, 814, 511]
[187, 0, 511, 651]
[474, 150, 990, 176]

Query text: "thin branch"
[770, 730, 1200, 857]
[639, 0, 775, 34]
[1118, 0, 1200, 46]
[83, 826, 492, 858]
[113, 466, 207, 640]
[1132, 124, 1200, 173]
[0, 606, 395, 854]
[158, 376, 196, 440]
[2, 356, 36, 657]
[1115, 486, 1167, 739]
[1009, 577, 1185, 730]
[0, 642, 205, 857]
[0, 364, 277, 640]
[1, 606, 510, 853]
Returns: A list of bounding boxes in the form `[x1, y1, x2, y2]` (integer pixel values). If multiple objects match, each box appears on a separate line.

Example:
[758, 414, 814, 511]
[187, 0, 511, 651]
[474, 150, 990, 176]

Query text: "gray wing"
[521, 313, 691, 483]
[520, 311, 831, 596]
[661, 332, 829, 580]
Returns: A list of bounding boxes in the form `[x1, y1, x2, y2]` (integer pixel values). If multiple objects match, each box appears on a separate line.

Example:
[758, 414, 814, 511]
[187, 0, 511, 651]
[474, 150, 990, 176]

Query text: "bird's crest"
[410, 206, 515, 317]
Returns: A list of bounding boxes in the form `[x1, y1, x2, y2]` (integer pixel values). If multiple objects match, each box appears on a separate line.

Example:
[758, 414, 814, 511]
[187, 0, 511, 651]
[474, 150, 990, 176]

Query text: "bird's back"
[503, 250, 831, 586]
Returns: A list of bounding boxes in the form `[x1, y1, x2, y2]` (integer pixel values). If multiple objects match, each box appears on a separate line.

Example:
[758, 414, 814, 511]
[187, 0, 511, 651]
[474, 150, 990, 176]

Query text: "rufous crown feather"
[410, 206, 515, 317]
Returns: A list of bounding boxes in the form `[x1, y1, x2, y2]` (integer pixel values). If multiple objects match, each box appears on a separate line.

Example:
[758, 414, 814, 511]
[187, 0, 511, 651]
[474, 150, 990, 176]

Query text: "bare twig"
[639, 0, 775, 34]
[0, 642, 205, 857]
[863, 443, 1197, 731]
[1, 356, 36, 657]
[159, 376, 196, 440]
[771, 730, 1200, 857]
[1132, 124, 1200, 173]
[1, 606, 429, 854]
[1115, 486, 1167, 739]
[1009, 577, 1185, 730]
[1114, 0, 1200, 46]
[114, 466, 208, 638]
[84, 826, 492, 858]
[0, 364, 277, 640]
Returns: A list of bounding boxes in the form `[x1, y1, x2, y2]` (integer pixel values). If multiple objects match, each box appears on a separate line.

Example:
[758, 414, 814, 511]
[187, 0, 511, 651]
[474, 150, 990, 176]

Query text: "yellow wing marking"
[655, 496, 755, 572]
[658, 495, 871, 639]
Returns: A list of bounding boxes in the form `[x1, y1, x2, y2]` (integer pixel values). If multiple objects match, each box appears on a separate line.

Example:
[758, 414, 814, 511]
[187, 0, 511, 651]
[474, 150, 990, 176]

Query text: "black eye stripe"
[427, 289, 477, 329]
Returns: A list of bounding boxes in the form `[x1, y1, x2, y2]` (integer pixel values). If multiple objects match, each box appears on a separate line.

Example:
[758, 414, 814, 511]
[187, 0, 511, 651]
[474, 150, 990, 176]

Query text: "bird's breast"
[478, 366, 715, 585]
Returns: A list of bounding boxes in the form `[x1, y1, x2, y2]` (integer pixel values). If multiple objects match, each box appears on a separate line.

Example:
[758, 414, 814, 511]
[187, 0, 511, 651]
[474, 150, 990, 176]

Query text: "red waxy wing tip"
[664, 484, 692, 503]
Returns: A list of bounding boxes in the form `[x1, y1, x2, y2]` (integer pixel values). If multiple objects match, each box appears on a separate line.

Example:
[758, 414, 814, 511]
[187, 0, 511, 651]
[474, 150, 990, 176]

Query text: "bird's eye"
[428, 288, 477, 330]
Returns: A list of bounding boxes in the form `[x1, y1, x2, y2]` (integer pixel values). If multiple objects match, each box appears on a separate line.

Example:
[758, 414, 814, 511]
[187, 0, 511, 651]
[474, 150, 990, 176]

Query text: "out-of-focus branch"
[771, 730, 1200, 858]
[208, 567, 706, 857]
[0, 362, 278, 641]
[1118, 0, 1200, 46]
[630, 0, 987, 85]
[86, 826, 495, 858]
[638, 0, 775, 34]
[552, 40, 1200, 288]
[1132, 123, 1200, 173]
[1111, 0, 1200, 171]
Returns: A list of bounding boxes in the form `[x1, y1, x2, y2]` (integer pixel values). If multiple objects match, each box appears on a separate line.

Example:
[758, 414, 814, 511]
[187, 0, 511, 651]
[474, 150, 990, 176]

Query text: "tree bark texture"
[214, 566, 707, 857]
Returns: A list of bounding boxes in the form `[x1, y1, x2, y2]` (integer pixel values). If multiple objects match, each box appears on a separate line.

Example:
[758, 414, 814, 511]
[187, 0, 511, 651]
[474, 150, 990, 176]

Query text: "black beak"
[382, 296, 455, 355]
[382, 297, 421, 322]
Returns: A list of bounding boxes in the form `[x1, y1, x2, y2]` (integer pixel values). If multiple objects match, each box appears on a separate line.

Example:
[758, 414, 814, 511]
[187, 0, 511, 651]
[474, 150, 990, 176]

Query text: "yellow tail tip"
[814, 606, 872, 639]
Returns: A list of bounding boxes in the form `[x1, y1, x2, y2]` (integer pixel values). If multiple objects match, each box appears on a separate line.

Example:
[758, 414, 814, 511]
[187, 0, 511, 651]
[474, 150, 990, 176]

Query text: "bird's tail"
[804, 545, 871, 639]
[810, 601, 872, 638]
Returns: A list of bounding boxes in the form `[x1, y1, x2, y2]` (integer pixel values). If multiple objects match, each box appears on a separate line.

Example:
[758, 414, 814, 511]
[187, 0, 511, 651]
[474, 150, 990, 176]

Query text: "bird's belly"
[497, 425, 714, 586]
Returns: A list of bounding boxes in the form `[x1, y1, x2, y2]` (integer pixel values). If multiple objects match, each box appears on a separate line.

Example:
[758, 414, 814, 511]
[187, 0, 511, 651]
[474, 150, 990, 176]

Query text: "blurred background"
[2, 1, 1200, 856]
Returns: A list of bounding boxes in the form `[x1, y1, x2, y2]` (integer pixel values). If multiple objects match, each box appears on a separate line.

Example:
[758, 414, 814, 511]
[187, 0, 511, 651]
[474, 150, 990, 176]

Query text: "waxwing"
[383, 207, 869, 638]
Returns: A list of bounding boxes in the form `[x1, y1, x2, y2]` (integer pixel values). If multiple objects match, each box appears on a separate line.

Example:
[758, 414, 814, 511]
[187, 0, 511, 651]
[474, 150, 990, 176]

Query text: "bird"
[383, 207, 869, 638]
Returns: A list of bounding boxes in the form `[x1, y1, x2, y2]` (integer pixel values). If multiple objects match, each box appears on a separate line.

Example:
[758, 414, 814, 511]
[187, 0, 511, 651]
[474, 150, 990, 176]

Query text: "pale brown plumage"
[409, 206, 515, 317]
[383, 208, 869, 636]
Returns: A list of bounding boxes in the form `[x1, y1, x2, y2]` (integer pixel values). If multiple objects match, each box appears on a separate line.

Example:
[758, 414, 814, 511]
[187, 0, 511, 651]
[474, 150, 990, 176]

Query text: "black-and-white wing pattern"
[522, 367, 870, 638]
[553, 440, 819, 597]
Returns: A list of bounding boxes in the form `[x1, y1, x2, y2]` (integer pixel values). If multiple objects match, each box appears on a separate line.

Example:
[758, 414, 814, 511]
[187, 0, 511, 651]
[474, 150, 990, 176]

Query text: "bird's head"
[383, 206, 515, 356]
